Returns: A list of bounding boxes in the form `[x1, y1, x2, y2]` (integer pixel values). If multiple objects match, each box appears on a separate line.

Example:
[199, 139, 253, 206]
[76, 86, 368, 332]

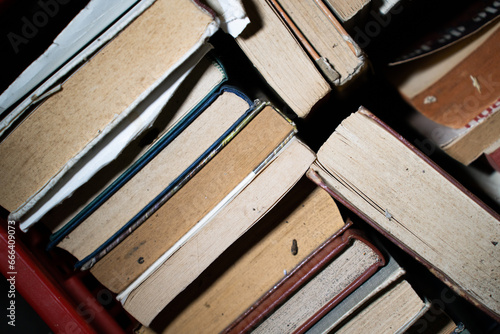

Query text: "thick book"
[62, 88, 256, 278]
[228, 0, 331, 118]
[85, 103, 297, 293]
[44, 55, 229, 236]
[118, 132, 317, 326]
[307, 241, 430, 334]
[0, 0, 138, 117]
[48, 56, 235, 254]
[307, 107, 500, 322]
[267, 0, 366, 85]
[0, 0, 233, 231]
[224, 228, 385, 334]
[332, 279, 429, 334]
[141, 177, 348, 333]
[388, 12, 500, 165]
[209, 0, 365, 117]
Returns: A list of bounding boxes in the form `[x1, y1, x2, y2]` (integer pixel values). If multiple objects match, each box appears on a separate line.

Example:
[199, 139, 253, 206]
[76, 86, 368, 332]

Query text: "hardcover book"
[389, 11, 500, 165]
[209, 0, 366, 118]
[141, 177, 347, 333]
[308, 107, 500, 322]
[225, 228, 385, 334]
[45, 55, 229, 238]
[0, 0, 237, 231]
[118, 117, 317, 325]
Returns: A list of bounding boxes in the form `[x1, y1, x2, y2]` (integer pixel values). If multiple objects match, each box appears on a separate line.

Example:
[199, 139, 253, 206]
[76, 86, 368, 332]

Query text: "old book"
[119, 135, 317, 325]
[225, 229, 385, 334]
[143, 177, 346, 333]
[46, 55, 230, 247]
[0, 0, 225, 230]
[307, 242, 407, 333]
[333, 280, 429, 333]
[74, 89, 258, 272]
[308, 107, 500, 322]
[268, 0, 366, 85]
[55, 88, 253, 267]
[0, 0, 138, 117]
[389, 16, 500, 165]
[210, 0, 332, 118]
[87, 104, 297, 294]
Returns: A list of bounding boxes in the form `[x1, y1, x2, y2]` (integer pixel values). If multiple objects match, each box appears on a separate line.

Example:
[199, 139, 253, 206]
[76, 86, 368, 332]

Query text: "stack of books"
[0, 0, 498, 333]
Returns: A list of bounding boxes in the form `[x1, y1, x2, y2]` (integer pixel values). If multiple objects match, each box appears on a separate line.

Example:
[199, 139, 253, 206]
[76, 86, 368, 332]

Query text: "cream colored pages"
[278, 0, 364, 84]
[46, 56, 226, 234]
[336, 280, 425, 334]
[58, 91, 249, 260]
[153, 184, 345, 334]
[1, 1, 218, 230]
[314, 108, 500, 318]
[307, 249, 406, 333]
[0, 0, 139, 117]
[121, 138, 316, 326]
[253, 240, 380, 334]
[235, 0, 330, 117]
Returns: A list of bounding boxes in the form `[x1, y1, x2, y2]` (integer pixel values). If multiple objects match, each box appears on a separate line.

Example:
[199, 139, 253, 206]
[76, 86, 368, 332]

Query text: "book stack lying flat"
[1, 1, 499, 333]
[131, 107, 499, 332]
[0, 0, 225, 231]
